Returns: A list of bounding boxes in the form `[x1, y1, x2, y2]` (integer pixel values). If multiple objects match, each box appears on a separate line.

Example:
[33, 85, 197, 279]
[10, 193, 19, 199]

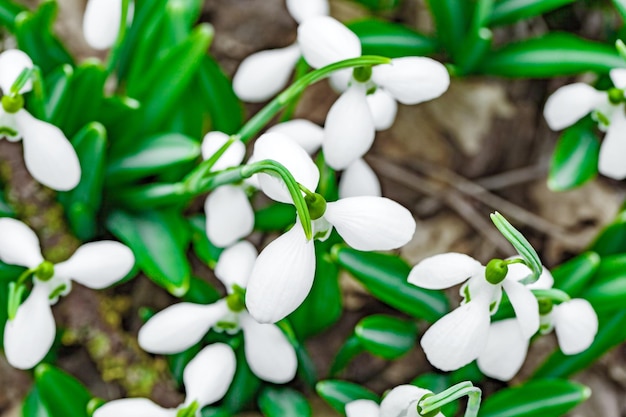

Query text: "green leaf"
[188, 215, 223, 269]
[254, 203, 297, 232]
[182, 276, 221, 305]
[289, 246, 342, 339]
[0, 262, 24, 346]
[551, 252, 600, 296]
[478, 379, 590, 417]
[14, 1, 73, 74]
[35, 364, 91, 417]
[350, 0, 400, 11]
[426, 0, 470, 60]
[221, 344, 262, 414]
[43, 64, 73, 122]
[333, 247, 448, 322]
[411, 373, 459, 417]
[582, 254, 626, 313]
[258, 387, 311, 417]
[22, 387, 52, 417]
[0, 0, 26, 30]
[478, 33, 626, 77]
[167, 342, 202, 387]
[355, 314, 417, 359]
[548, 121, 600, 191]
[533, 311, 626, 378]
[58, 123, 107, 241]
[613, 0, 626, 21]
[0, 190, 15, 217]
[488, 0, 576, 26]
[106, 209, 191, 296]
[347, 19, 437, 58]
[588, 209, 626, 256]
[106, 133, 201, 185]
[328, 335, 364, 377]
[276, 320, 318, 388]
[316, 380, 379, 415]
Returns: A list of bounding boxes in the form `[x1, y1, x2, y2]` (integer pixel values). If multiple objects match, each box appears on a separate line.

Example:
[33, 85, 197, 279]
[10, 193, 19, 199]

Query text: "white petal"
[0, 217, 43, 268]
[346, 400, 380, 417]
[599, 107, 626, 180]
[476, 319, 528, 381]
[215, 240, 258, 291]
[267, 119, 324, 155]
[366, 88, 398, 131]
[201, 131, 246, 171]
[380, 385, 432, 417]
[4, 284, 55, 369]
[323, 84, 375, 170]
[408, 253, 482, 290]
[16, 110, 81, 191]
[338, 159, 381, 199]
[83, 0, 122, 50]
[93, 398, 177, 417]
[329, 70, 352, 92]
[610, 68, 626, 89]
[297, 16, 361, 69]
[324, 196, 415, 251]
[240, 312, 297, 383]
[543, 83, 606, 131]
[233, 44, 301, 103]
[138, 300, 229, 354]
[553, 299, 598, 355]
[502, 279, 539, 339]
[286, 0, 329, 23]
[245, 222, 316, 323]
[372, 57, 450, 105]
[420, 295, 491, 371]
[253, 132, 320, 203]
[526, 267, 554, 290]
[205, 186, 255, 247]
[54, 241, 134, 289]
[183, 343, 236, 407]
[0, 49, 33, 94]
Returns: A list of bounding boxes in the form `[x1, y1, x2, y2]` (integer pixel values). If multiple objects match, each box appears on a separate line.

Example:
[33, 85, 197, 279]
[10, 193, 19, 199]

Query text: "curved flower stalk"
[544, 68, 626, 179]
[83, 0, 134, 50]
[476, 264, 598, 381]
[93, 343, 236, 417]
[297, 16, 450, 170]
[0, 218, 134, 369]
[408, 253, 541, 372]
[0, 50, 81, 191]
[232, 0, 329, 102]
[245, 135, 416, 323]
[138, 241, 298, 384]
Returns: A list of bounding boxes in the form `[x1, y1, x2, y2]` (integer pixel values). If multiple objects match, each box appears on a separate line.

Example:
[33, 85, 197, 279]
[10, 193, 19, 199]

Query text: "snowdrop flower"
[0, 218, 134, 369]
[83, 0, 134, 50]
[476, 264, 598, 381]
[298, 16, 450, 169]
[0, 50, 80, 191]
[408, 253, 540, 371]
[344, 385, 446, 417]
[138, 241, 298, 384]
[93, 343, 236, 417]
[246, 134, 416, 323]
[232, 0, 329, 102]
[544, 69, 626, 179]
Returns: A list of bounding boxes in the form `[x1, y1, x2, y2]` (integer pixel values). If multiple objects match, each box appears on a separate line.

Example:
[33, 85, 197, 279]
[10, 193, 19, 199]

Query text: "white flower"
[0, 218, 134, 369]
[380, 385, 444, 417]
[345, 399, 380, 417]
[408, 253, 540, 371]
[232, 0, 329, 102]
[83, 0, 134, 50]
[93, 343, 236, 417]
[138, 241, 298, 384]
[543, 69, 626, 179]
[298, 16, 450, 169]
[0, 50, 81, 191]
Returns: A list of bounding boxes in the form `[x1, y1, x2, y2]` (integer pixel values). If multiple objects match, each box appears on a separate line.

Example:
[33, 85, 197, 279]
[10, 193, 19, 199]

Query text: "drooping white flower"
[0, 50, 81, 191]
[380, 385, 445, 417]
[543, 69, 626, 179]
[83, 0, 134, 50]
[298, 16, 450, 169]
[0, 218, 134, 369]
[345, 399, 380, 417]
[93, 343, 236, 417]
[408, 253, 540, 372]
[138, 241, 298, 384]
[232, 0, 329, 102]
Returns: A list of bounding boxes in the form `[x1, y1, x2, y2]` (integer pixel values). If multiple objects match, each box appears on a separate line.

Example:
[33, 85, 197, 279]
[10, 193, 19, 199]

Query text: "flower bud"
[305, 192, 327, 220]
[485, 259, 508, 285]
[34, 261, 55, 281]
[1, 94, 24, 113]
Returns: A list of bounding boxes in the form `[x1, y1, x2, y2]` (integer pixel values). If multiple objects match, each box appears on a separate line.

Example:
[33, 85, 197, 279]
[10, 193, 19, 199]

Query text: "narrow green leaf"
[533, 311, 626, 378]
[426, 0, 470, 60]
[221, 344, 262, 414]
[258, 387, 311, 417]
[347, 19, 438, 58]
[43, 64, 73, 122]
[182, 276, 221, 305]
[57, 123, 107, 241]
[488, 0, 576, 26]
[316, 380, 379, 415]
[478, 379, 590, 417]
[582, 254, 626, 313]
[254, 203, 297, 232]
[106, 209, 191, 296]
[35, 364, 91, 417]
[188, 215, 223, 269]
[22, 387, 52, 417]
[355, 314, 417, 359]
[478, 33, 626, 77]
[328, 335, 364, 377]
[551, 252, 600, 296]
[548, 121, 600, 191]
[588, 210, 626, 256]
[350, 0, 400, 11]
[0, 0, 25, 30]
[333, 247, 448, 322]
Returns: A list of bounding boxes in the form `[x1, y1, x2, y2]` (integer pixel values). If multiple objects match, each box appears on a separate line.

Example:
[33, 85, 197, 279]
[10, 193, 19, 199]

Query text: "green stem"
[10, 67, 33, 95]
[184, 135, 241, 190]
[532, 288, 571, 304]
[106, 0, 131, 74]
[419, 382, 482, 417]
